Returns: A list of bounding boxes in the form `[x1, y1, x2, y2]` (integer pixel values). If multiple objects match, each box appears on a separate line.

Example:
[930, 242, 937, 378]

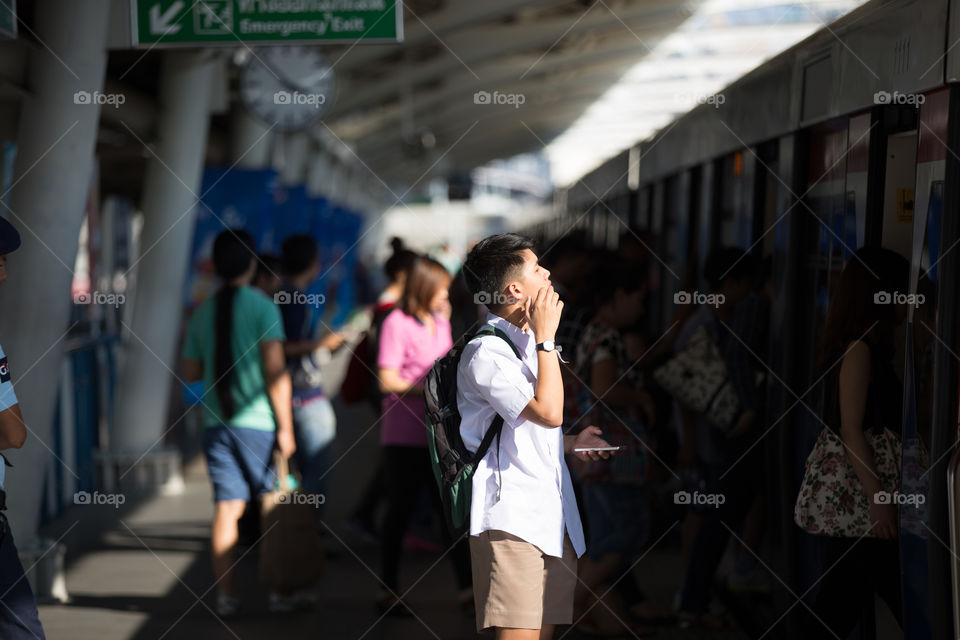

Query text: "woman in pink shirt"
[376, 256, 472, 615]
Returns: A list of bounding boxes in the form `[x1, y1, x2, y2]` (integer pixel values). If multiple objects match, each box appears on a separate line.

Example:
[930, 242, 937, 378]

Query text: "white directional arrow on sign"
[150, 1, 184, 35]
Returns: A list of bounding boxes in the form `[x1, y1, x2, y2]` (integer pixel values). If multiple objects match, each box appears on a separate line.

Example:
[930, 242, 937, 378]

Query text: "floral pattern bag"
[794, 426, 901, 537]
[652, 325, 740, 432]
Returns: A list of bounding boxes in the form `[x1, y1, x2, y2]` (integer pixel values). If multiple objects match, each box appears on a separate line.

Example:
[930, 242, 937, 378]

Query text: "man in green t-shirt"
[182, 230, 295, 617]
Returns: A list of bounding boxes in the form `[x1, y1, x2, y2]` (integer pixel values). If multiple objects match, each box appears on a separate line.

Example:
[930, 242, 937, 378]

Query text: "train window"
[918, 181, 942, 283]
[898, 179, 940, 637]
[716, 153, 752, 248]
[912, 179, 942, 449]
[796, 121, 850, 425]
[880, 131, 919, 259]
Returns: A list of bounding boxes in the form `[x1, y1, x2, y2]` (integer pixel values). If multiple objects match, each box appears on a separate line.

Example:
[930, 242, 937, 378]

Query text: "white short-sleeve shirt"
[457, 312, 586, 558]
[0, 342, 18, 490]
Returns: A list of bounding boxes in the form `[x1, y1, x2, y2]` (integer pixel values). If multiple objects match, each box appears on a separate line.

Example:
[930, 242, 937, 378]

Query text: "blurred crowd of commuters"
[178, 224, 913, 638]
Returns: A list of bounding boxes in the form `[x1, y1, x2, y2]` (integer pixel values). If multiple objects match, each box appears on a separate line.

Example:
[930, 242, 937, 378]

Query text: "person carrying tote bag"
[794, 247, 909, 639]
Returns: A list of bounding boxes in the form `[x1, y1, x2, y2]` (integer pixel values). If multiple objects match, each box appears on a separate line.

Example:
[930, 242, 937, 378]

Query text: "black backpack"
[425, 325, 521, 537]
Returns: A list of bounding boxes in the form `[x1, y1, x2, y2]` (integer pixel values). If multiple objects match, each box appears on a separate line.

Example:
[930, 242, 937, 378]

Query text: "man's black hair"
[281, 234, 318, 277]
[462, 233, 536, 310]
[703, 247, 754, 291]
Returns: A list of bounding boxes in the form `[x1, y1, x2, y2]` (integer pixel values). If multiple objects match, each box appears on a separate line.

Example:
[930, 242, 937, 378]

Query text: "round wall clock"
[240, 46, 336, 132]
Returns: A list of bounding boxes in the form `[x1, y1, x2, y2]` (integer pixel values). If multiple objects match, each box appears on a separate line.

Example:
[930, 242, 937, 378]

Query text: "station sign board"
[131, 0, 402, 46]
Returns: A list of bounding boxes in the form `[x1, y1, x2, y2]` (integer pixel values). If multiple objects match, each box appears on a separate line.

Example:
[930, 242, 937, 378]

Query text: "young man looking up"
[457, 233, 612, 640]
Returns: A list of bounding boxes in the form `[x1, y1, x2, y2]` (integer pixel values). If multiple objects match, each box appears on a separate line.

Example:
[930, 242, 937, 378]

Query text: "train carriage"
[529, 1, 960, 637]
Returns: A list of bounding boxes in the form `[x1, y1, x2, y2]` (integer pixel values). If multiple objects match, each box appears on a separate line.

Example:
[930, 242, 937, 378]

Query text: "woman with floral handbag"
[794, 246, 909, 638]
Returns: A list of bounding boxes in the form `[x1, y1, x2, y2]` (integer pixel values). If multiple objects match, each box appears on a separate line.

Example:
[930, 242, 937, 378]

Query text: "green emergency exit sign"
[131, 0, 402, 46]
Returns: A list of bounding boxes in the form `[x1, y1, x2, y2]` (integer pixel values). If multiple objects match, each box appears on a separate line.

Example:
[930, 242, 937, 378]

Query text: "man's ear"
[504, 281, 522, 305]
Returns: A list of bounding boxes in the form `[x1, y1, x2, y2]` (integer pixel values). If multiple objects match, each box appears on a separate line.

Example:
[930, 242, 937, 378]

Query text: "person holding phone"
[457, 233, 613, 640]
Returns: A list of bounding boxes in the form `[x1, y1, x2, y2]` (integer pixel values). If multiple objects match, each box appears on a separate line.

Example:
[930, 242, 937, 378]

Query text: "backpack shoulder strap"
[472, 414, 504, 464]
[471, 325, 522, 360]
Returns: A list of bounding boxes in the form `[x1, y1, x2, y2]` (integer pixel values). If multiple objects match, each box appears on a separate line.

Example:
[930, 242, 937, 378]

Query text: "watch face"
[540, 340, 555, 351]
[240, 46, 336, 132]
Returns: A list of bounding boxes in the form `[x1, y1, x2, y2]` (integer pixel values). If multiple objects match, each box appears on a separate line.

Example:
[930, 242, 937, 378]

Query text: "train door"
[648, 180, 665, 340]
[695, 161, 716, 286]
[791, 117, 853, 612]
[904, 87, 952, 640]
[752, 140, 781, 259]
[715, 150, 754, 250]
[660, 172, 690, 331]
[789, 106, 921, 638]
[872, 107, 921, 640]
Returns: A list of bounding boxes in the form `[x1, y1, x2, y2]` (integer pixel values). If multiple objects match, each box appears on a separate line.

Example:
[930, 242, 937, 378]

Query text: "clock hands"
[258, 57, 307, 94]
[256, 53, 331, 95]
[298, 67, 334, 90]
[240, 47, 334, 130]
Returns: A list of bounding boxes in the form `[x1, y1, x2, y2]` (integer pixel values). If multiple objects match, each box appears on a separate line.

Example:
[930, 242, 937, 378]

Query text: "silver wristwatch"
[536, 340, 568, 363]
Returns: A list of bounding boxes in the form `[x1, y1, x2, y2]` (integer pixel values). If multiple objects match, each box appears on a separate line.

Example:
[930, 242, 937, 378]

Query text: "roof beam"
[329, 0, 562, 72]
[354, 76, 623, 159]
[330, 33, 665, 140]
[325, 1, 691, 117]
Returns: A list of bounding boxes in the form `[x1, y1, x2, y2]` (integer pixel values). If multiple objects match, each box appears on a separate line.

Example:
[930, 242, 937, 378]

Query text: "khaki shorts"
[469, 529, 578, 631]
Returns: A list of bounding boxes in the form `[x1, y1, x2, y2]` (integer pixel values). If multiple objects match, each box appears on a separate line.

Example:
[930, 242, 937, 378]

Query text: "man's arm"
[519, 285, 564, 428]
[0, 404, 25, 449]
[519, 346, 564, 427]
[563, 427, 614, 461]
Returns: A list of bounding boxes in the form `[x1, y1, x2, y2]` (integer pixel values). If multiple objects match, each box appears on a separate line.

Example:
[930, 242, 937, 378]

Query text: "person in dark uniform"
[0, 217, 48, 639]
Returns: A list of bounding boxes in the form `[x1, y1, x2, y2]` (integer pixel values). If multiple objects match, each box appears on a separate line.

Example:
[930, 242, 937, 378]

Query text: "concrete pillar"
[111, 52, 216, 461]
[306, 150, 333, 198]
[231, 107, 273, 169]
[0, 0, 111, 545]
[278, 133, 310, 186]
[326, 162, 348, 205]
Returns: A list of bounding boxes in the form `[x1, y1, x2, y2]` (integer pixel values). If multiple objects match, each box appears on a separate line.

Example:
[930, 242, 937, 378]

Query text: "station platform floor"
[34, 401, 753, 640]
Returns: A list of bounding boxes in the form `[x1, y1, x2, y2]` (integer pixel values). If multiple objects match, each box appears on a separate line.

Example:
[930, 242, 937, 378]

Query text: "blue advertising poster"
[308, 201, 365, 332]
[185, 168, 367, 335]
[184, 167, 277, 308]
[262, 184, 314, 255]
